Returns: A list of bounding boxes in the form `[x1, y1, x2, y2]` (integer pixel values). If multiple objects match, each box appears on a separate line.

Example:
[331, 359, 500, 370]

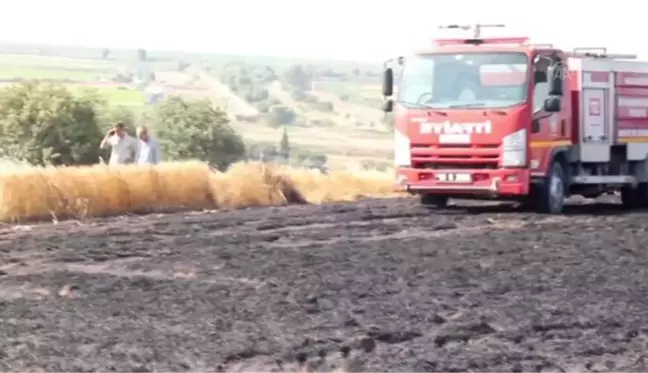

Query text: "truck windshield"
[398, 52, 529, 109]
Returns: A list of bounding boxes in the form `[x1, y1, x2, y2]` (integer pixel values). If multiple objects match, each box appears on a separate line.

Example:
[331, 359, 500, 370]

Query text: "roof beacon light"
[434, 23, 528, 46]
[566, 47, 637, 60]
[439, 23, 505, 38]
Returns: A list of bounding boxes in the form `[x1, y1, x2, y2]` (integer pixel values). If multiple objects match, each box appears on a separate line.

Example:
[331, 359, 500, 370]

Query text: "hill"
[0, 42, 394, 171]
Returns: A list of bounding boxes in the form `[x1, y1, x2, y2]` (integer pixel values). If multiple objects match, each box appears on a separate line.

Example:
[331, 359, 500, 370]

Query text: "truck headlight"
[394, 129, 411, 167]
[501, 128, 527, 168]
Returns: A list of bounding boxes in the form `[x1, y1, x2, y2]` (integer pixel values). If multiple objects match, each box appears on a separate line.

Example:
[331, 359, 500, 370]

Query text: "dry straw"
[0, 160, 402, 222]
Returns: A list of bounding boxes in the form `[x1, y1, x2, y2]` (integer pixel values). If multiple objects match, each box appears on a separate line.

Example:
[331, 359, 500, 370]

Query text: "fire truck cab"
[382, 24, 648, 213]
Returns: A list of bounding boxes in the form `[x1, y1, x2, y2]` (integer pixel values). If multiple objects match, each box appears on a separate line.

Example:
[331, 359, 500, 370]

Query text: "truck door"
[530, 50, 571, 171]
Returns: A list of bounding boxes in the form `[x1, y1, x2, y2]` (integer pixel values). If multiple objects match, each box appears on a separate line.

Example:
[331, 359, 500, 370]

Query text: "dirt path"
[268, 80, 302, 114]
[157, 70, 259, 118]
[194, 69, 259, 117]
[1, 197, 648, 371]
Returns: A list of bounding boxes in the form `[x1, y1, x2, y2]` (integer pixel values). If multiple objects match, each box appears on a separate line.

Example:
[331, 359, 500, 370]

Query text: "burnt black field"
[1, 196, 648, 372]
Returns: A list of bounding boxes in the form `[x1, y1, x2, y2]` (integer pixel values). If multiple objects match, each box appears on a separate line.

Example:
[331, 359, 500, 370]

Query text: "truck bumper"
[394, 167, 531, 197]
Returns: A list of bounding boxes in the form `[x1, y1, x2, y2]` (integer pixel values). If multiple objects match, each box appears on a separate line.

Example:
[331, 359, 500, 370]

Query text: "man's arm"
[100, 133, 114, 150]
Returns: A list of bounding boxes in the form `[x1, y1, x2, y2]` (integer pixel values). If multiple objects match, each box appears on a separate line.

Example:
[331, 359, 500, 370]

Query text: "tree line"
[0, 80, 248, 170]
[0, 80, 333, 171]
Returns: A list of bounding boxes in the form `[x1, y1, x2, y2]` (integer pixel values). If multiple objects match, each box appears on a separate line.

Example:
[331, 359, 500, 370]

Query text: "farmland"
[0, 53, 150, 108]
[3, 196, 648, 371]
[0, 54, 118, 81]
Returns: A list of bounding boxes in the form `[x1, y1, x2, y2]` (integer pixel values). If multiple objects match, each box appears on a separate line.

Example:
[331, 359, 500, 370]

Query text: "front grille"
[410, 143, 499, 170]
[420, 162, 498, 170]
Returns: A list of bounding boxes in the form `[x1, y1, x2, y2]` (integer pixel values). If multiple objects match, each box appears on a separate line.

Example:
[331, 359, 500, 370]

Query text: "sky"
[0, 0, 643, 62]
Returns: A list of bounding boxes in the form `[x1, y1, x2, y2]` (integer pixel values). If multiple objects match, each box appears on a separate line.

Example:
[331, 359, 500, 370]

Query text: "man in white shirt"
[135, 125, 162, 165]
[99, 122, 138, 165]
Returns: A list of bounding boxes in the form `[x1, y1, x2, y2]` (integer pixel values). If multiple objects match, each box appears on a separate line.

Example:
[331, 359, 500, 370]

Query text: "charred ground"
[1, 197, 648, 372]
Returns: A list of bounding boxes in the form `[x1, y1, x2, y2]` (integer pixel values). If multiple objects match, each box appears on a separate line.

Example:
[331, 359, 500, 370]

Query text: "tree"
[260, 66, 277, 83]
[278, 127, 290, 162]
[96, 103, 137, 133]
[0, 81, 103, 166]
[152, 96, 246, 170]
[282, 64, 312, 91]
[266, 105, 295, 127]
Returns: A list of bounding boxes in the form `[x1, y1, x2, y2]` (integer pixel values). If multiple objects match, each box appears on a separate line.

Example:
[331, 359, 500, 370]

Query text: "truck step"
[571, 175, 637, 185]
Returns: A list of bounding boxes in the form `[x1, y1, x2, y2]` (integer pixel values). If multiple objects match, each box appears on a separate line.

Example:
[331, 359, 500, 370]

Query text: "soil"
[2, 196, 648, 372]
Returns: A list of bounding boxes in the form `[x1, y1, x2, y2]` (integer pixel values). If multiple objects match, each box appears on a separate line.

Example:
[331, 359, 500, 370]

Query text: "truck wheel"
[621, 183, 648, 208]
[536, 161, 566, 214]
[621, 186, 638, 208]
[420, 194, 449, 208]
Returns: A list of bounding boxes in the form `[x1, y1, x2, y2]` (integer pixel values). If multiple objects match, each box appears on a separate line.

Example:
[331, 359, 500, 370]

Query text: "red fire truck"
[382, 24, 648, 214]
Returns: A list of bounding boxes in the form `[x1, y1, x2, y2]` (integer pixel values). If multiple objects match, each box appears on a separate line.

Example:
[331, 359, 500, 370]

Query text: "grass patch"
[71, 85, 146, 105]
[0, 66, 105, 81]
[0, 54, 116, 70]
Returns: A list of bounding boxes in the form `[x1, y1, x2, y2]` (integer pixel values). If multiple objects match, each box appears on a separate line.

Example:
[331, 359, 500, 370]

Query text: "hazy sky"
[0, 0, 642, 62]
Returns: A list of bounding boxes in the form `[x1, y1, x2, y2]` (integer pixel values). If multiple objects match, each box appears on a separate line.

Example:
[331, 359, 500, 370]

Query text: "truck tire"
[536, 161, 566, 214]
[621, 183, 648, 209]
[420, 194, 449, 208]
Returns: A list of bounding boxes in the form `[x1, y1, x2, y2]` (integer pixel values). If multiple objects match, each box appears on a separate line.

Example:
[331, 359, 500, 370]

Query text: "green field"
[0, 66, 107, 81]
[0, 54, 115, 70]
[71, 85, 146, 105]
[0, 52, 148, 106]
[0, 53, 121, 81]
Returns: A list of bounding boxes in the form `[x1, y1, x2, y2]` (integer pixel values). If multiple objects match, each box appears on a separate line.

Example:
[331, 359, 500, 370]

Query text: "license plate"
[438, 134, 471, 144]
[436, 173, 472, 183]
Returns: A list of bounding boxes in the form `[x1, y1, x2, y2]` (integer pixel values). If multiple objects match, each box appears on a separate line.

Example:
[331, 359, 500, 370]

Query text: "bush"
[293, 149, 328, 169]
[244, 88, 269, 103]
[246, 142, 278, 161]
[266, 105, 296, 127]
[308, 118, 335, 127]
[291, 89, 318, 103]
[291, 89, 308, 102]
[152, 96, 246, 170]
[256, 101, 271, 113]
[311, 100, 334, 112]
[361, 160, 390, 172]
[0, 81, 104, 166]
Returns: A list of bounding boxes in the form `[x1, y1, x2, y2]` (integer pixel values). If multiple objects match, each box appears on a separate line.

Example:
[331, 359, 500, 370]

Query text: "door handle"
[560, 120, 566, 136]
[532, 119, 540, 133]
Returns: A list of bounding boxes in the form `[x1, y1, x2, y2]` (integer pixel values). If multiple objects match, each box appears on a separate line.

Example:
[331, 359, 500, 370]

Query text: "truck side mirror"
[543, 96, 561, 112]
[382, 68, 394, 97]
[547, 64, 563, 96]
